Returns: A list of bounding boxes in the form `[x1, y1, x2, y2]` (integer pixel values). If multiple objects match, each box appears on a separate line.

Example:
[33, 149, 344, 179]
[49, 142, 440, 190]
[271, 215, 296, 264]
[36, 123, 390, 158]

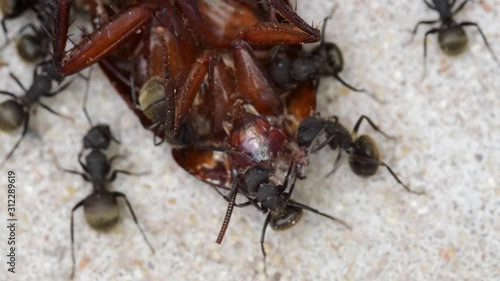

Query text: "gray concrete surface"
[0, 0, 499, 280]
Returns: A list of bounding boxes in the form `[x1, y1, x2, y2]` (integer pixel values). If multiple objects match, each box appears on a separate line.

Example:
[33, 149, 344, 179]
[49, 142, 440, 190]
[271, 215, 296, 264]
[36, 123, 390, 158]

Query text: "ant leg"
[403, 20, 439, 46]
[459, 22, 500, 65]
[288, 200, 351, 230]
[0, 90, 17, 98]
[8, 73, 27, 92]
[260, 213, 272, 273]
[146, 122, 165, 146]
[37, 101, 74, 121]
[107, 169, 147, 182]
[82, 70, 93, 125]
[324, 151, 343, 178]
[59, 167, 90, 182]
[1, 18, 8, 42]
[422, 28, 441, 78]
[333, 73, 366, 93]
[423, 0, 436, 9]
[0, 114, 29, 169]
[70, 198, 85, 279]
[17, 23, 38, 35]
[112, 192, 155, 254]
[353, 115, 396, 139]
[453, 0, 470, 14]
[350, 155, 425, 195]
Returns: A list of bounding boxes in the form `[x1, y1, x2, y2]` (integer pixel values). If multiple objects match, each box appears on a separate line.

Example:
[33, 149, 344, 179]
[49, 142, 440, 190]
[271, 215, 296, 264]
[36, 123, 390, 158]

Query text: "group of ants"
[0, 0, 497, 277]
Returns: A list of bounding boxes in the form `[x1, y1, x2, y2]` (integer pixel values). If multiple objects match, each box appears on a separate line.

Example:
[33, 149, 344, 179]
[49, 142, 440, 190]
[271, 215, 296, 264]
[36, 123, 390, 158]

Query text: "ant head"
[139, 76, 167, 123]
[270, 205, 303, 231]
[83, 124, 113, 150]
[297, 116, 326, 147]
[16, 34, 47, 63]
[311, 42, 344, 75]
[83, 192, 120, 230]
[438, 25, 468, 56]
[0, 99, 25, 132]
[349, 135, 380, 176]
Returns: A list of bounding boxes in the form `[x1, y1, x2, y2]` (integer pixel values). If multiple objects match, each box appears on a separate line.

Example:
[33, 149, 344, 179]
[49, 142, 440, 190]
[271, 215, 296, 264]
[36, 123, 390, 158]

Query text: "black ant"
[267, 13, 376, 100]
[297, 115, 424, 195]
[57, 77, 154, 278]
[407, 0, 499, 73]
[215, 162, 350, 269]
[0, 61, 72, 168]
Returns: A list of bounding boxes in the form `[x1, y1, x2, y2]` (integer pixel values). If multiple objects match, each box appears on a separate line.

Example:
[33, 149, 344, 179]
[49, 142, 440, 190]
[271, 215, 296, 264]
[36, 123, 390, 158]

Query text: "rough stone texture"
[0, 1, 499, 280]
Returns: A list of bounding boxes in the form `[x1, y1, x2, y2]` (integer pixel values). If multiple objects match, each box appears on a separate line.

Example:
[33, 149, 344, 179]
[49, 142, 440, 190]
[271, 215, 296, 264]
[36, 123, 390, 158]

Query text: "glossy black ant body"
[215, 162, 350, 264]
[267, 15, 367, 94]
[58, 79, 154, 278]
[297, 115, 424, 194]
[0, 61, 71, 168]
[407, 0, 499, 72]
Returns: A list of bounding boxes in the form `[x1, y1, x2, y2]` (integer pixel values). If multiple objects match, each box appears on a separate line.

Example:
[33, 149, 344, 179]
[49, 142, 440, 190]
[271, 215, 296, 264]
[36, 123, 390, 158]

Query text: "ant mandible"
[297, 115, 424, 195]
[406, 0, 499, 74]
[0, 61, 72, 168]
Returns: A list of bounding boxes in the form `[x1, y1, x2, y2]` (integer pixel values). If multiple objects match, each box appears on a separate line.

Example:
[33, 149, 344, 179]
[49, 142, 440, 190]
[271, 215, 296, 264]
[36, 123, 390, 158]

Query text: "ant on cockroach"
[297, 115, 424, 195]
[267, 11, 378, 100]
[0, 61, 72, 168]
[213, 161, 350, 271]
[57, 77, 154, 278]
[406, 0, 499, 74]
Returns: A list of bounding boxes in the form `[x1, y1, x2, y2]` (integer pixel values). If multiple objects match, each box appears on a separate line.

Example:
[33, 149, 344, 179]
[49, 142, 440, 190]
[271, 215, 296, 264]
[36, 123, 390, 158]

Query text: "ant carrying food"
[0, 61, 72, 168]
[57, 79, 154, 278]
[297, 115, 424, 195]
[406, 0, 499, 73]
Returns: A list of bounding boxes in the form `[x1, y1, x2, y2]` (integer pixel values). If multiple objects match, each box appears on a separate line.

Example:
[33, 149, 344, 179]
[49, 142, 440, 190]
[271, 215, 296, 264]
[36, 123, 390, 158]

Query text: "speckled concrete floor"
[0, 1, 499, 280]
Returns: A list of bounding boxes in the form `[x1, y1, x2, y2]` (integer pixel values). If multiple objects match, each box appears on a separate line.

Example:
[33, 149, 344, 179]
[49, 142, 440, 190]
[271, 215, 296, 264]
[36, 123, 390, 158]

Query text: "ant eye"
[438, 26, 468, 56]
[0, 100, 25, 132]
[270, 206, 303, 231]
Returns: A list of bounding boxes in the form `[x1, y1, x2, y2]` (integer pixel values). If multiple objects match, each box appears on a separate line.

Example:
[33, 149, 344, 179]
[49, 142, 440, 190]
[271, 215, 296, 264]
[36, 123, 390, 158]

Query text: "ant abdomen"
[438, 25, 468, 56]
[350, 135, 381, 176]
[0, 100, 25, 131]
[83, 192, 120, 230]
[16, 34, 47, 62]
[270, 206, 303, 231]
